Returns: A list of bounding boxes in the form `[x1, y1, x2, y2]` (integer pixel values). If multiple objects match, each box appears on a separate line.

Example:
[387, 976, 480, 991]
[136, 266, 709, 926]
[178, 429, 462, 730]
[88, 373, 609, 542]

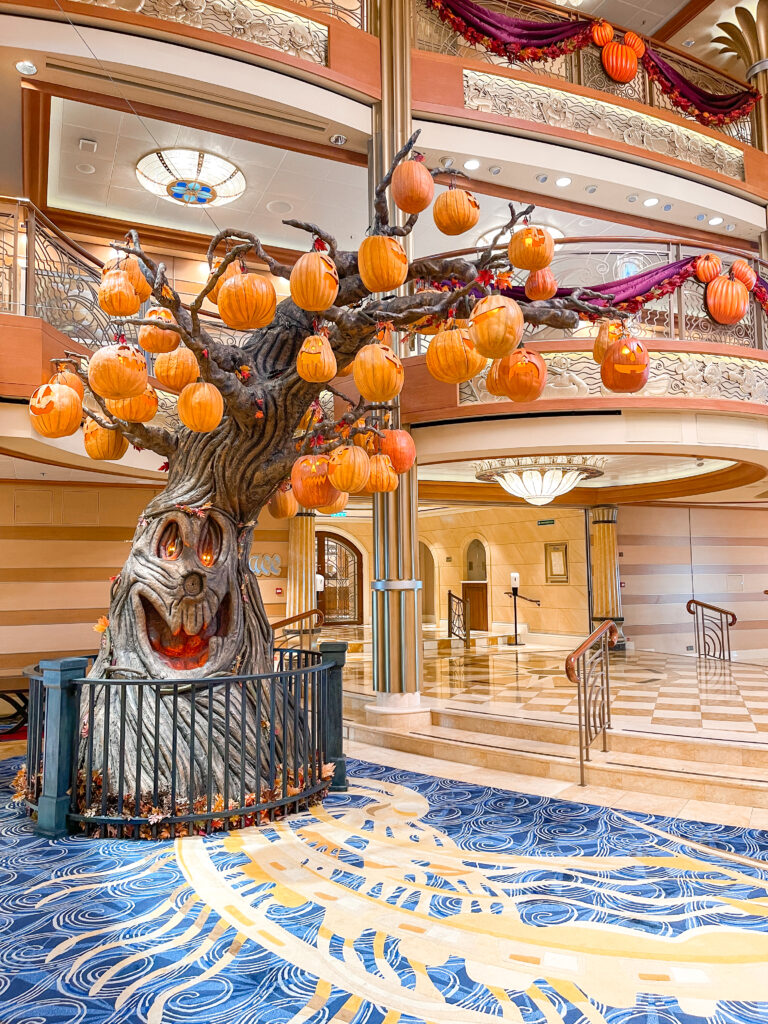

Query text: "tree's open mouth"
[141, 593, 231, 671]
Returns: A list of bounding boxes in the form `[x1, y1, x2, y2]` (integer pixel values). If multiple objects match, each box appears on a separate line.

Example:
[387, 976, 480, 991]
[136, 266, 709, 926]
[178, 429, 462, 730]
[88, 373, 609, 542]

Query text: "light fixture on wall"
[136, 149, 246, 207]
[475, 455, 605, 506]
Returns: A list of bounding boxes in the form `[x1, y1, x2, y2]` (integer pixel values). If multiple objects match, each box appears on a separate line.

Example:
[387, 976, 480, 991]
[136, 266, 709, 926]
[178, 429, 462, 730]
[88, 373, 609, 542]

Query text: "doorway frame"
[316, 530, 364, 625]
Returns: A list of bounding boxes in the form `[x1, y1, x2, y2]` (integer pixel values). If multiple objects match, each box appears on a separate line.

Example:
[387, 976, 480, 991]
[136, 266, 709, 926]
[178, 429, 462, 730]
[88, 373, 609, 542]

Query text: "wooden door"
[462, 582, 488, 632]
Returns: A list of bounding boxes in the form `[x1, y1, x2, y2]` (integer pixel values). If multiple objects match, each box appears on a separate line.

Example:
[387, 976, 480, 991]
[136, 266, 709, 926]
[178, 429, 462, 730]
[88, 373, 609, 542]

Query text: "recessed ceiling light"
[329, 134, 347, 146]
[683, 38, 695, 47]
[555, 176, 572, 187]
[626, 194, 638, 203]
[725, 223, 736, 231]
[696, 213, 706, 221]
[663, 203, 673, 212]
[643, 197, 659, 207]
[535, 173, 548, 183]
[489, 165, 501, 175]
[266, 199, 293, 214]
[440, 156, 454, 168]
[463, 158, 480, 171]
[76, 163, 96, 175]
[584, 184, 597, 194]
[708, 216, 724, 226]
[15, 60, 37, 75]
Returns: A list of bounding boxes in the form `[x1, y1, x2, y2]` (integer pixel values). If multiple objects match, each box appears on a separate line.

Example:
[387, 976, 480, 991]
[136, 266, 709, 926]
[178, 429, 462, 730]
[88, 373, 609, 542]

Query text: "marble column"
[287, 511, 316, 619]
[589, 505, 625, 647]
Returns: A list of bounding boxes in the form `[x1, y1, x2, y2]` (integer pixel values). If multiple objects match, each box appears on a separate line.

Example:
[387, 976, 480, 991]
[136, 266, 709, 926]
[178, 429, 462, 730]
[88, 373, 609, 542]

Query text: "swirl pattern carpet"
[1, 755, 768, 1022]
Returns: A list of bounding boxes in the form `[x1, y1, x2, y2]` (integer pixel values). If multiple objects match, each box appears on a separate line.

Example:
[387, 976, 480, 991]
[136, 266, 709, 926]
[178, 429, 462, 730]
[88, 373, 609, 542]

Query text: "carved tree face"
[130, 511, 242, 676]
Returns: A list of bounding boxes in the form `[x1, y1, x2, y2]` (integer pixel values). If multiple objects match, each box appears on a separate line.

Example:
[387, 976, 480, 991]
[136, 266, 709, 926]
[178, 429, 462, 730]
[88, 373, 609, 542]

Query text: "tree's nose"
[184, 572, 204, 596]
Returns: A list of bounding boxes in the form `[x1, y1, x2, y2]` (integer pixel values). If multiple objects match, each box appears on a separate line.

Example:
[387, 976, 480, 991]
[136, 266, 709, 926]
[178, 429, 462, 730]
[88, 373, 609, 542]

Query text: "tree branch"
[372, 129, 421, 236]
[282, 220, 337, 259]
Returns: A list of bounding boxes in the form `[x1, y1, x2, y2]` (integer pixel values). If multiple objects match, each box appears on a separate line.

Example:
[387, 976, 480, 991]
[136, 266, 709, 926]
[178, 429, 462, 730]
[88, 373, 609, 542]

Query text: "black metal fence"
[24, 643, 347, 839]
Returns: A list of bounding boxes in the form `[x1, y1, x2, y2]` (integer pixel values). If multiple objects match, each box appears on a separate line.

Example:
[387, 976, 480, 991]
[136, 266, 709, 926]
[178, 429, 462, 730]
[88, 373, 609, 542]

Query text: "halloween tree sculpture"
[29, 132, 629, 802]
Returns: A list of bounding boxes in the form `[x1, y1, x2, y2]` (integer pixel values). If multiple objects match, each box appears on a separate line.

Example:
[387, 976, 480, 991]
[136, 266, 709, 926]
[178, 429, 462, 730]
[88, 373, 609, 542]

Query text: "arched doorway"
[418, 541, 436, 624]
[466, 538, 487, 581]
[463, 537, 489, 631]
[316, 532, 363, 625]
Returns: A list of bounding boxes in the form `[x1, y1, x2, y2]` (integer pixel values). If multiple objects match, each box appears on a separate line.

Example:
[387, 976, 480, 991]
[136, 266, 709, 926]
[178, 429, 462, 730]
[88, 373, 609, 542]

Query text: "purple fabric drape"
[430, 0, 591, 46]
[643, 48, 757, 119]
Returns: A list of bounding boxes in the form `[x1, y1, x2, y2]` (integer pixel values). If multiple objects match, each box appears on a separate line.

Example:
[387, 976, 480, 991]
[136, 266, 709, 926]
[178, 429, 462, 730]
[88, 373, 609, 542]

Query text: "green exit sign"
[537, 519, 555, 526]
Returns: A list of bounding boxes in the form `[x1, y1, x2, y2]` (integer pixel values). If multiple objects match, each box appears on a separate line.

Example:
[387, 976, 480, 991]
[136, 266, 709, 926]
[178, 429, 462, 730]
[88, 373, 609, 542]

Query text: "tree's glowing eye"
[198, 518, 222, 567]
[158, 520, 182, 560]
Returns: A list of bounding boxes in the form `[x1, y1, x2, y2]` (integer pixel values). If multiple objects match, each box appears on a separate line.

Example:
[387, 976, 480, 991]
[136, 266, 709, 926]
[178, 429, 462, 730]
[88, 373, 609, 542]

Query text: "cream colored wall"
[0, 481, 289, 671]
[618, 505, 768, 656]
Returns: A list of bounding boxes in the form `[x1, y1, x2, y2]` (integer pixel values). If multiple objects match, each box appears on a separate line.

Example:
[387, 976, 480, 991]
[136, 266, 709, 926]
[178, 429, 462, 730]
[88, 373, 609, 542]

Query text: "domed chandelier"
[476, 455, 605, 505]
[136, 149, 246, 207]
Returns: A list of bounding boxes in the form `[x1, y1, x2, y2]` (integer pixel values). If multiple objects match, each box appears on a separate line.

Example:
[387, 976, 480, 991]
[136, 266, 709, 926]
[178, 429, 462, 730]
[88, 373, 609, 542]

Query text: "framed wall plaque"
[545, 542, 569, 584]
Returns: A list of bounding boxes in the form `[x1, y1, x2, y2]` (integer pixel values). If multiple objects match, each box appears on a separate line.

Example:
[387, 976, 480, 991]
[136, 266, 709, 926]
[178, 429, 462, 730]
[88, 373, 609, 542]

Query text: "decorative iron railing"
[413, 0, 754, 145]
[448, 589, 471, 648]
[565, 620, 618, 785]
[686, 598, 737, 661]
[23, 644, 347, 839]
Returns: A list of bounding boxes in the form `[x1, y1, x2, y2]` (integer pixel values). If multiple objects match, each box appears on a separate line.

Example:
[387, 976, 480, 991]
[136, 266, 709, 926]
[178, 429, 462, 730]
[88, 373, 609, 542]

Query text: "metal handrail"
[272, 608, 325, 650]
[272, 609, 325, 632]
[566, 621, 618, 786]
[686, 599, 737, 661]
[447, 590, 471, 649]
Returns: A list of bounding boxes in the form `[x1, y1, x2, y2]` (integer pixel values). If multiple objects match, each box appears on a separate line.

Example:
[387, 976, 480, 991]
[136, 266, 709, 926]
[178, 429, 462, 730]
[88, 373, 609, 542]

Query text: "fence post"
[35, 657, 89, 838]
[319, 641, 348, 793]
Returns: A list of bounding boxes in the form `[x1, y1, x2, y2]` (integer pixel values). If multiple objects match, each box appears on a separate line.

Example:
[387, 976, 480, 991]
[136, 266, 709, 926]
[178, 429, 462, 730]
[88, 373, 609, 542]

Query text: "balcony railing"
[414, 0, 754, 146]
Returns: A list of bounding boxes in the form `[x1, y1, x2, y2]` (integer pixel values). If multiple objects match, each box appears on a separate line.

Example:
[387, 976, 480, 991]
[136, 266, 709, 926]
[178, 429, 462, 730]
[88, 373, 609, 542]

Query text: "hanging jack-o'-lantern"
[291, 454, 340, 509]
[358, 235, 409, 293]
[208, 257, 244, 304]
[378, 428, 416, 474]
[601, 41, 638, 83]
[83, 417, 129, 460]
[468, 295, 524, 358]
[290, 251, 340, 312]
[328, 444, 370, 493]
[177, 381, 224, 433]
[426, 327, 487, 384]
[98, 269, 141, 318]
[103, 254, 152, 303]
[48, 361, 84, 400]
[217, 273, 276, 330]
[601, 337, 650, 393]
[317, 491, 350, 515]
[391, 159, 435, 214]
[366, 453, 398, 493]
[592, 320, 624, 363]
[28, 382, 82, 438]
[139, 307, 180, 354]
[706, 275, 750, 325]
[106, 384, 159, 423]
[485, 359, 506, 397]
[353, 343, 404, 402]
[508, 226, 555, 271]
[525, 267, 558, 301]
[88, 342, 147, 399]
[297, 333, 337, 383]
[731, 259, 757, 292]
[695, 253, 722, 283]
[153, 346, 199, 391]
[497, 348, 548, 402]
[433, 188, 481, 235]
[268, 485, 299, 519]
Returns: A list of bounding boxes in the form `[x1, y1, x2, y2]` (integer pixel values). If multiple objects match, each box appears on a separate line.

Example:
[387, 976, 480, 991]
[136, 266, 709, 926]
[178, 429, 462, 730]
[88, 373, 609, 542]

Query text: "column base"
[364, 691, 431, 731]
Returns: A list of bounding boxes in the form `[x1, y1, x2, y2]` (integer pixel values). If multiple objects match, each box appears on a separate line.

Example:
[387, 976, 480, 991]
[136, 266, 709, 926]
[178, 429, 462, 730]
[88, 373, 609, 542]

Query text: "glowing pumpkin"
[433, 188, 480, 235]
[83, 418, 128, 460]
[328, 445, 370, 493]
[353, 344, 404, 402]
[497, 348, 547, 403]
[601, 41, 638, 83]
[106, 384, 158, 423]
[391, 159, 434, 214]
[28, 382, 82, 438]
[290, 252, 339, 312]
[297, 333, 337, 383]
[508, 226, 555, 271]
[153, 346, 199, 391]
[695, 253, 722, 283]
[177, 381, 224, 433]
[525, 267, 558, 301]
[601, 338, 649, 393]
[706, 275, 750, 325]
[218, 273, 276, 330]
[378, 429, 416, 474]
[139, 307, 179, 354]
[291, 454, 339, 509]
[468, 295, 524, 358]
[485, 360, 506, 397]
[88, 343, 147, 399]
[592, 320, 624, 363]
[426, 327, 487, 384]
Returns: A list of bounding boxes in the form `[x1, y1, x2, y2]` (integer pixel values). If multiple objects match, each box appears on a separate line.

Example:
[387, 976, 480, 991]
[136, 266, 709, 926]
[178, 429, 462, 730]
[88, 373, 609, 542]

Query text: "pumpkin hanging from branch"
[525, 268, 558, 301]
[508, 226, 555, 271]
[208, 257, 244, 304]
[468, 295, 524, 358]
[358, 235, 409, 293]
[291, 454, 340, 509]
[268, 485, 299, 519]
[88, 342, 148, 399]
[106, 384, 159, 423]
[327, 445, 371, 493]
[28, 382, 83, 438]
[289, 251, 339, 311]
[497, 348, 548, 403]
[83, 418, 129, 460]
[98, 268, 141, 318]
[139, 307, 180, 354]
[366, 453, 399, 493]
[378, 428, 416, 474]
[601, 337, 649, 393]
[217, 273, 276, 330]
[391, 158, 434, 214]
[296, 332, 337, 383]
[353, 343, 405, 402]
[433, 187, 480, 235]
[426, 327, 487, 384]
[317, 491, 350, 515]
[592, 320, 624, 363]
[177, 381, 224, 433]
[153, 346, 199, 391]
[48, 360, 85, 400]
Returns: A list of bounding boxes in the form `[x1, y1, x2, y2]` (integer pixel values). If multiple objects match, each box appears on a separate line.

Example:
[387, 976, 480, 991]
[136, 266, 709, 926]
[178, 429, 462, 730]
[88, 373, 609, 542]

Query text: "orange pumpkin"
[433, 188, 481, 235]
[358, 235, 409, 293]
[48, 363, 84, 400]
[367, 453, 398, 493]
[106, 384, 158, 423]
[328, 445, 370, 493]
[177, 381, 224, 433]
[297, 333, 337, 383]
[508, 226, 555, 271]
[139, 307, 179, 354]
[268, 486, 299, 519]
[352, 419, 379, 455]
[411, 288, 444, 335]
[706, 275, 750, 325]
[486, 360, 506, 397]
[317, 491, 350, 515]
[731, 259, 757, 291]
[601, 41, 638, 83]
[98, 269, 140, 318]
[695, 253, 722, 283]
[153, 346, 199, 391]
[88, 343, 147, 399]
[600, 338, 649, 393]
[426, 328, 487, 384]
[290, 252, 340, 312]
[468, 295, 524, 358]
[592, 320, 624, 363]
[525, 267, 558, 301]
[623, 31, 645, 57]
[103, 254, 152, 303]
[353, 344, 404, 402]
[217, 273, 276, 330]
[378, 429, 416, 474]
[83, 418, 128, 460]
[497, 348, 548, 403]
[208, 257, 244, 304]
[391, 159, 435, 214]
[28, 382, 82, 438]
[592, 21, 614, 46]
[291, 454, 339, 509]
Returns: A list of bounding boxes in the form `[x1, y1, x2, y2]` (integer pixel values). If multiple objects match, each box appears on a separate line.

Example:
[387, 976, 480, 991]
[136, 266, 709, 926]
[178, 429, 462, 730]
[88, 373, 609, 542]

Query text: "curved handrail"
[565, 620, 618, 684]
[686, 598, 737, 626]
[271, 609, 325, 632]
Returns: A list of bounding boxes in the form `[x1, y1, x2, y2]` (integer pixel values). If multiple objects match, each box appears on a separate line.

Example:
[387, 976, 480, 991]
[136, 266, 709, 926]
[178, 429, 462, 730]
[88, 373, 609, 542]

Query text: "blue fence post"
[319, 641, 348, 792]
[35, 657, 89, 838]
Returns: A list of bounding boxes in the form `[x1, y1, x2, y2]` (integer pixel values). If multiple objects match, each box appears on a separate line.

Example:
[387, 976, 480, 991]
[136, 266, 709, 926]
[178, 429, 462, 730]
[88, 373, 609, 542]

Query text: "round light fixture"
[329, 134, 347, 146]
[476, 455, 606, 506]
[266, 199, 293, 214]
[463, 158, 480, 171]
[76, 163, 96, 175]
[440, 156, 455, 169]
[15, 60, 37, 76]
[643, 197, 659, 207]
[709, 216, 724, 226]
[683, 38, 695, 47]
[555, 176, 572, 187]
[663, 203, 673, 212]
[584, 184, 598, 194]
[626, 194, 638, 203]
[726, 223, 736, 231]
[136, 149, 245, 207]
[489, 165, 502, 175]
[696, 213, 706, 221]
[535, 173, 548, 183]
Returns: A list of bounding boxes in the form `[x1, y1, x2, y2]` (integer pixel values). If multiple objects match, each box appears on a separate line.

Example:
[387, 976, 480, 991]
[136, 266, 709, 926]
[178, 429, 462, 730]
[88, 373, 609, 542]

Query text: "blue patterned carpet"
[2, 755, 768, 1022]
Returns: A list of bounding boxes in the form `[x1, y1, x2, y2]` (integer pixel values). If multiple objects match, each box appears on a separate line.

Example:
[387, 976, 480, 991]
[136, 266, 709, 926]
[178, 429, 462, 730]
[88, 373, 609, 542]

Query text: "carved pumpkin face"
[130, 511, 240, 675]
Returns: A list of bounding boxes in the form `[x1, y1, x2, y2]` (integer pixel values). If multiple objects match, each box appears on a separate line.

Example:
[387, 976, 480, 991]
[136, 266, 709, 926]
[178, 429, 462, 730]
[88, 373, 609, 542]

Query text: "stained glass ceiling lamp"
[135, 149, 246, 207]
[475, 456, 606, 506]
